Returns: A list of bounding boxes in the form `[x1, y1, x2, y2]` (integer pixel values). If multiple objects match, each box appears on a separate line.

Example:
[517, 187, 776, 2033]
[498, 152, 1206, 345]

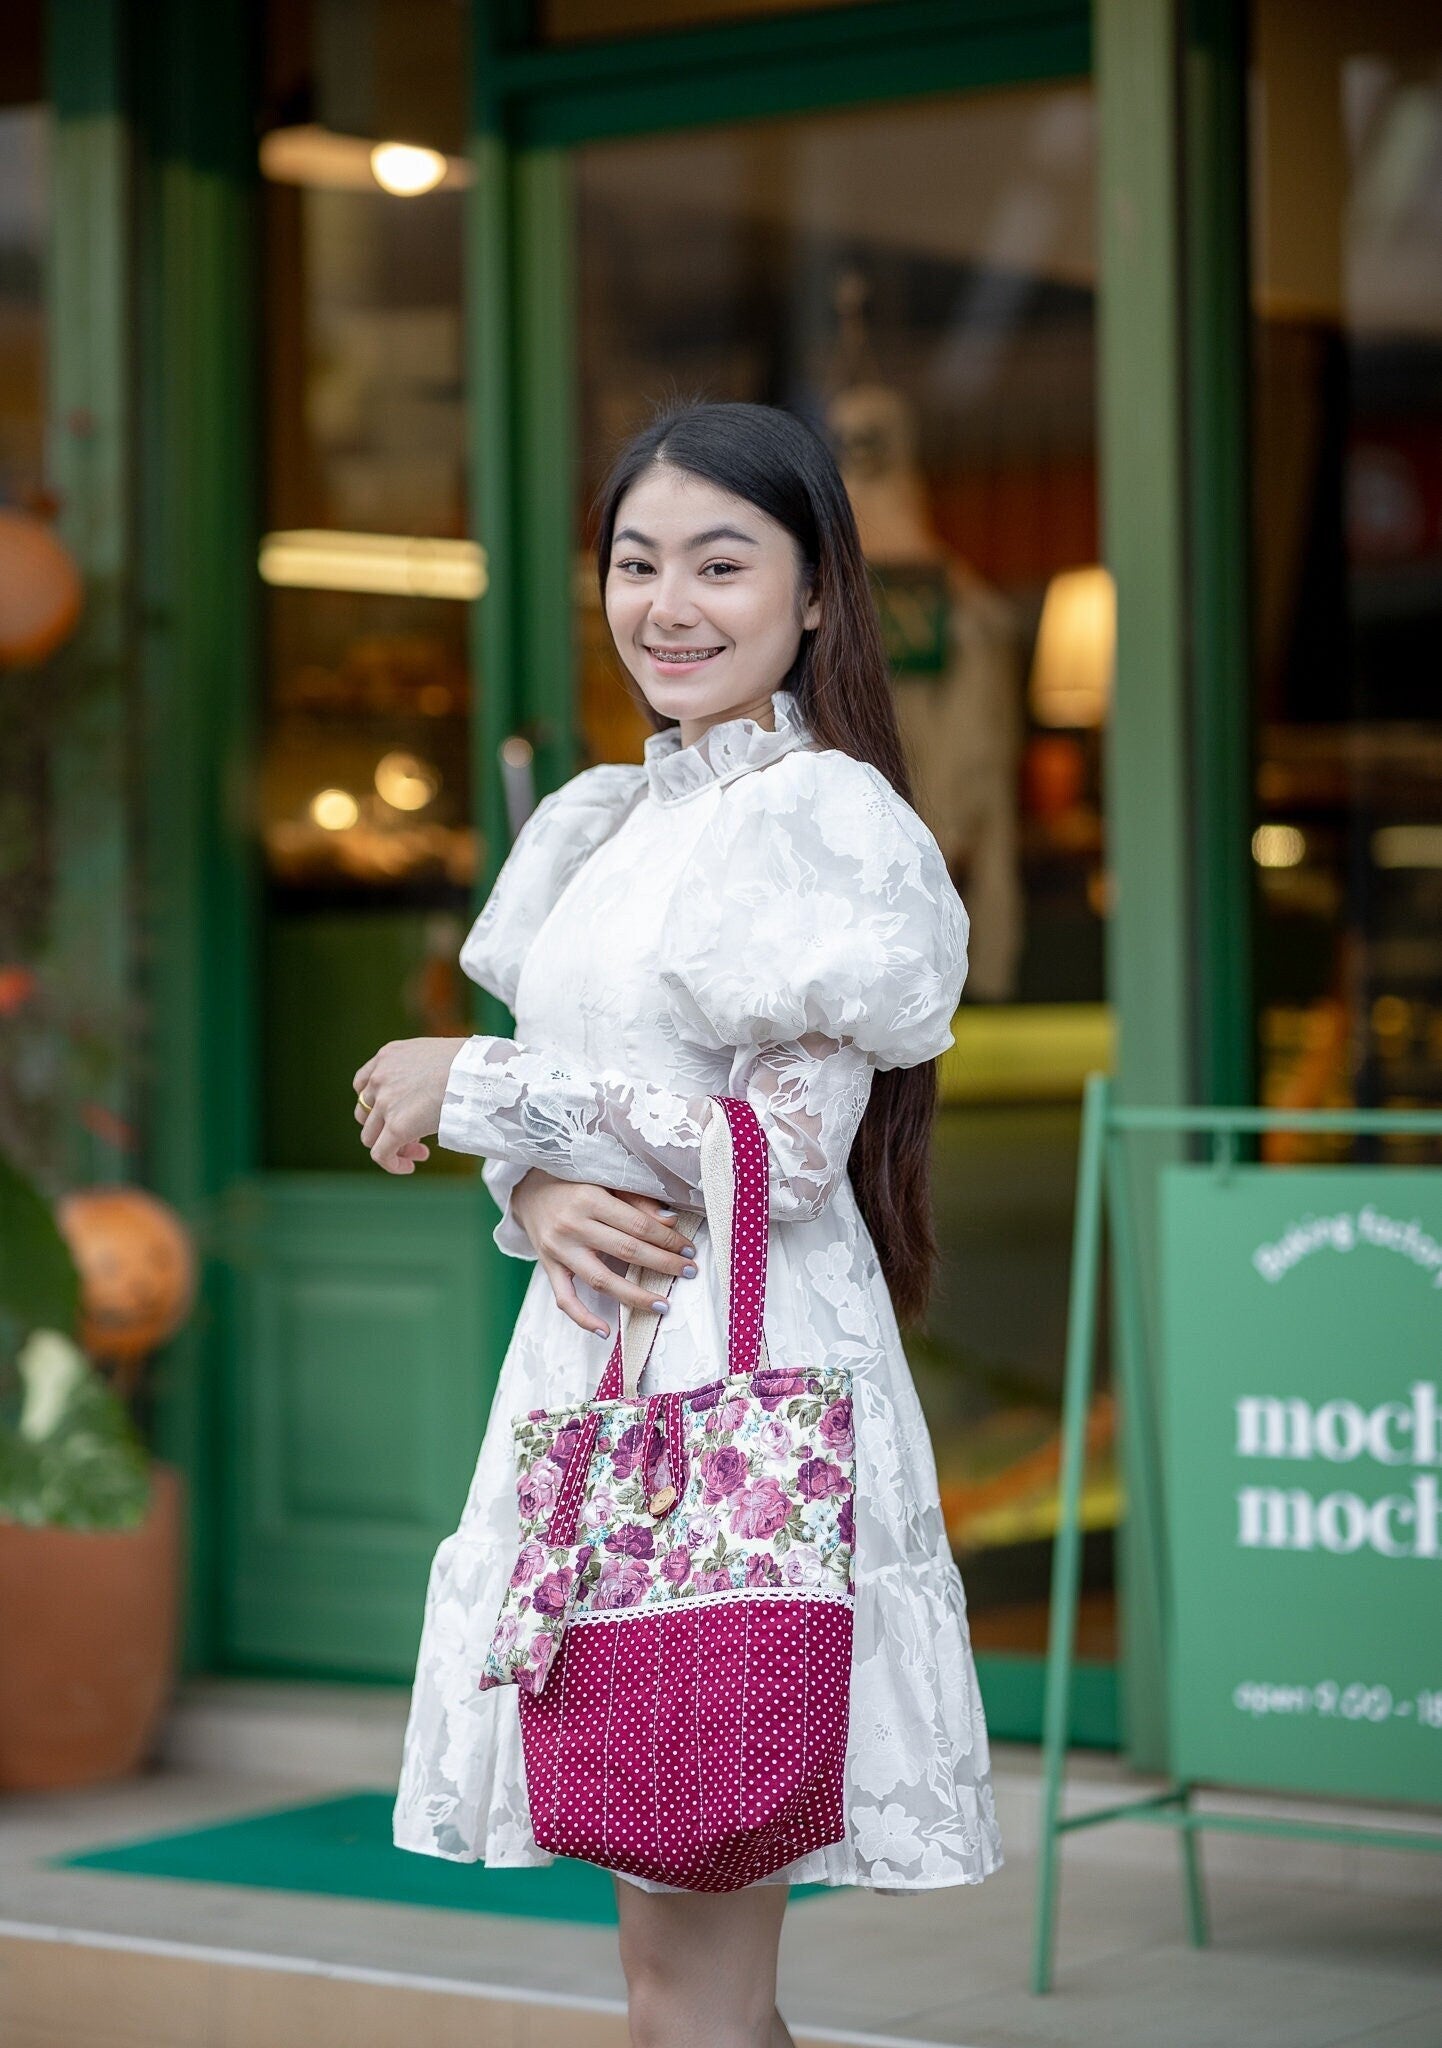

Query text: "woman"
[358, 400, 1002, 2046]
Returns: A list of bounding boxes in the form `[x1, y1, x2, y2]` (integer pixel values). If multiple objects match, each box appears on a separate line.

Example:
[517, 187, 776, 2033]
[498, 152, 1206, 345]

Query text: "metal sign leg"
[1032, 1072, 1110, 1994]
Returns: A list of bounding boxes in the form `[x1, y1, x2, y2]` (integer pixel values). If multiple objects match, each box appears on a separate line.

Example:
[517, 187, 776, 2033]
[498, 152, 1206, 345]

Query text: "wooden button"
[648, 1485, 677, 1516]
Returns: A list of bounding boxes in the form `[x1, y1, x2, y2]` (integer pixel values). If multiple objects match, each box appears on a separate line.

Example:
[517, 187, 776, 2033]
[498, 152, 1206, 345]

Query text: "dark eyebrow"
[612, 525, 760, 551]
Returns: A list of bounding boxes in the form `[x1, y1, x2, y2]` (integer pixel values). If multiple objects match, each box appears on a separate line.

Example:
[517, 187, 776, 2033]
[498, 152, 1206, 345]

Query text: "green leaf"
[0, 1329, 150, 1530]
[0, 1151, 79, 1339]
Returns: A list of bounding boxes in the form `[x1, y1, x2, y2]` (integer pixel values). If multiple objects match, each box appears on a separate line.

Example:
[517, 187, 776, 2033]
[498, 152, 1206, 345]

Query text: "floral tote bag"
[477, 1095, 856, 1892]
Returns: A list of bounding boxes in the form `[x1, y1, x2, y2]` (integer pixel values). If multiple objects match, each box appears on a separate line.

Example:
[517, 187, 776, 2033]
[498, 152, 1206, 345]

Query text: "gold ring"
[358, 1092, 374, 1111]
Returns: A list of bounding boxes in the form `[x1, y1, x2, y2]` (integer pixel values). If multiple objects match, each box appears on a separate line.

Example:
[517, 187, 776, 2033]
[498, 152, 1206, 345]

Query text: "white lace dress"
[391, 685, 1004, 1894]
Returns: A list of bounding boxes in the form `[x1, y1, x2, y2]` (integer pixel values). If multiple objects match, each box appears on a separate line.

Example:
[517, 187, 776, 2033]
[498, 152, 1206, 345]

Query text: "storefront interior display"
[256, 0, 479, 1173]
[1251, 0, 1442, 1165]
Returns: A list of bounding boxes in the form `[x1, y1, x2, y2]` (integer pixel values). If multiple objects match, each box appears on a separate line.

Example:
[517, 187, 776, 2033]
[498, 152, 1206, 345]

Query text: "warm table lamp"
[1028, 565, 1115, 728]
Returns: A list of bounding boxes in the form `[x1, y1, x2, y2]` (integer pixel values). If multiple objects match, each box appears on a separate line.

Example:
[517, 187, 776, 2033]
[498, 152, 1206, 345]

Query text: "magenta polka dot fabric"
[522, 1599, 851, 1891]
[481, 1094, 856, 1892]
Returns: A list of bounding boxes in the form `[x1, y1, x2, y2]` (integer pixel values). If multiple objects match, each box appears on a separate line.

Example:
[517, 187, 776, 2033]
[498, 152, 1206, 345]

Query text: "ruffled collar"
[642, 686, 811, 805]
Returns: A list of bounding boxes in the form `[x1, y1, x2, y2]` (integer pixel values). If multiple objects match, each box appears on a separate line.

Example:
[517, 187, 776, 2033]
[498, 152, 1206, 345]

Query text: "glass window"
[257, 0, 475, 1173]
[1251, 0, 1442, 1164]
[571, 82, 1110, 1661]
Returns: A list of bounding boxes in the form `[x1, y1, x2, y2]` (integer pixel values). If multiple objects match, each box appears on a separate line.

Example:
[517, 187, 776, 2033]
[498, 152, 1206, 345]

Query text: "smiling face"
[604, 462, 821, 746]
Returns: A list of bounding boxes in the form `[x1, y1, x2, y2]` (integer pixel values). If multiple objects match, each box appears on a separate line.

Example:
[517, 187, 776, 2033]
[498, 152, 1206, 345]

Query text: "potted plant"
[0, 1150, 192, 1790]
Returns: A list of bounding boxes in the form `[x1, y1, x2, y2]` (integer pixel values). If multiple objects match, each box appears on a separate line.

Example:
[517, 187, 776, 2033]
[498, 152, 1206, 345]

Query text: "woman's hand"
[510, 1169, 699, 1339]
[353, 1037, 465, 1174]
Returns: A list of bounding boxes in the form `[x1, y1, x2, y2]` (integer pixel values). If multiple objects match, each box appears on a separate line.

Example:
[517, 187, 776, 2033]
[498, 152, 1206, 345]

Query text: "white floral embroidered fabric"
[391, 685, 1004, 1893]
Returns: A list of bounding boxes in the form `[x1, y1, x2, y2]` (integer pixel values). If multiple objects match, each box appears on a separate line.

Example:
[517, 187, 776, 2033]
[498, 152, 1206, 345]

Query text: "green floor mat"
[59, 1790, 622, 1922]
[56, 1790, 821, 1922]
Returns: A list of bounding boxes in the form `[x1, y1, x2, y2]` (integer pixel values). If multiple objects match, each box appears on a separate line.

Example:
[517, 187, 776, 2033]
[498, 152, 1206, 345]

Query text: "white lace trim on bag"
[566, 1584, 853, 1626]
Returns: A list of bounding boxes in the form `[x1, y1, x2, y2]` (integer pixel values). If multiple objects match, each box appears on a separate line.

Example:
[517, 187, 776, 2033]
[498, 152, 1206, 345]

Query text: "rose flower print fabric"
[477, 1366, 855, 1696]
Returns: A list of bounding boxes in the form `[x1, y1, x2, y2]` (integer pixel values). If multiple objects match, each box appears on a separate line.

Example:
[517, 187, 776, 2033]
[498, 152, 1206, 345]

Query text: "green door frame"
[1094, 0, 1254, 1768]
[42, 0, 262, 1665]
[1096, 0, 1190, 1771]
[128, 0, 262, 1665]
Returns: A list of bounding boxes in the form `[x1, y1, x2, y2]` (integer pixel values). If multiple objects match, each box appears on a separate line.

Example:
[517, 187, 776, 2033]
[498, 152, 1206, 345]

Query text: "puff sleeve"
[656, 749, 969, 1071]
[456, 763, 647, 1010]
[437, 748, 968, 1236]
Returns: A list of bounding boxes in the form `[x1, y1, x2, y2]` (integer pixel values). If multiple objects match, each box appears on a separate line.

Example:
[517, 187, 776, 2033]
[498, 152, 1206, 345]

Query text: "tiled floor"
[1, 1700, 1439, 2048]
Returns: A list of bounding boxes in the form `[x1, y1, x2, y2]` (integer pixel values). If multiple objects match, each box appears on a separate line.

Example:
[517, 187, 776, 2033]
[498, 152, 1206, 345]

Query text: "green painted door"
[224, 1179, 490, 1675]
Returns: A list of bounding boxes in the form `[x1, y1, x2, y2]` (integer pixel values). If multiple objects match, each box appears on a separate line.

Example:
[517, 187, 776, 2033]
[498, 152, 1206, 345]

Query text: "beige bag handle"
[618, 1104, 770, 1396]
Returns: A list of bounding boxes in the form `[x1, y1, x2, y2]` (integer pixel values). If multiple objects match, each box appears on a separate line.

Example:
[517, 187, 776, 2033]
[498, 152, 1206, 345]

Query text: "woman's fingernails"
[657, 1209, 678, 1222]
[682, 1263, 698, 1278]
[594, 1325, 610, 1339]
[651, 1300, 670, 1315]
[681, 1243, 696, 1257]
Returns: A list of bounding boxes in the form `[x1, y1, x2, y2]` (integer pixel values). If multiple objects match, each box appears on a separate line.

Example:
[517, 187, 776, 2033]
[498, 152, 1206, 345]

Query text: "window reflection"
[258, 0, 475, 1173]
[573, 84, 1110, 1658]
[1252, 0, 1442, 1164]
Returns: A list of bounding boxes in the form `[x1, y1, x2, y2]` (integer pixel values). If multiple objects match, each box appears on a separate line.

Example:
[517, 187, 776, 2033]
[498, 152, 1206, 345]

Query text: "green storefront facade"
[5, 0, 1439, 1778]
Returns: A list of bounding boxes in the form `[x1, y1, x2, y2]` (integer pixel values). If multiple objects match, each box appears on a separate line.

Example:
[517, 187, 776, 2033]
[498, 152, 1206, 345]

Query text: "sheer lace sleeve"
[440, 1030, 874, 1233]
[442, 747, 967, 1256]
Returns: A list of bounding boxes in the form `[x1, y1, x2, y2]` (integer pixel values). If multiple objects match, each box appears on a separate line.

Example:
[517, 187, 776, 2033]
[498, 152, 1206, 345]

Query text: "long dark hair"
[590, 398, 943, 1326]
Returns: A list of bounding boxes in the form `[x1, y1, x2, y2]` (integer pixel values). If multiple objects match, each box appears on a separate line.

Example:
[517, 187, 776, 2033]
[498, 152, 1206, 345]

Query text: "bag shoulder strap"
[606, 1096, 771, 1398]
[704, 1098, 771, 1381]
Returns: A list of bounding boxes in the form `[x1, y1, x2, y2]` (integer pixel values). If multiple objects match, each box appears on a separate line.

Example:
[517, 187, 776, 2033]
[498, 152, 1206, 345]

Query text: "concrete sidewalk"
[0, 1686, 1439, 2047]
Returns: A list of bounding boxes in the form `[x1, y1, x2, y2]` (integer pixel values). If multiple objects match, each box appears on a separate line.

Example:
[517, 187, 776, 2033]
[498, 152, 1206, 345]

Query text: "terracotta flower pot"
[0, 1463, 184, 1791]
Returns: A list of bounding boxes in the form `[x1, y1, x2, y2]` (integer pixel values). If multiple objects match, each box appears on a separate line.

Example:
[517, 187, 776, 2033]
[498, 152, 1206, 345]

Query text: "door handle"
[499, 733, 537, 841]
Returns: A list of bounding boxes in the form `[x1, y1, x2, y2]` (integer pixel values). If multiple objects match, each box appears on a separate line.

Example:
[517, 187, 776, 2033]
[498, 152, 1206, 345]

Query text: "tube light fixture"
[259, 530, 487, 601]
[259, 124, 473, 193]
[1373, 825, 1442, 869]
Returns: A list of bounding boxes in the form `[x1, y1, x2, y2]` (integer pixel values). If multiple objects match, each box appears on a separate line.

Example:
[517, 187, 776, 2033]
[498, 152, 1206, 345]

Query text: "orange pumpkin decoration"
[54, 1187, 196, 1380]
[0, 509, 84, 668]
